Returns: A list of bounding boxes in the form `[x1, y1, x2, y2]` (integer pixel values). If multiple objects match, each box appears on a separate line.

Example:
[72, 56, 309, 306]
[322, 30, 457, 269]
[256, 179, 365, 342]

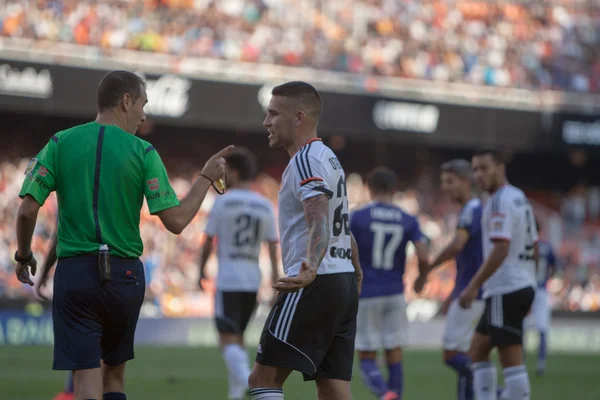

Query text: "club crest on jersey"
[492, 219, 503, 231]
[147, 178, 159, 191]
[24, 158, 38, 176]
[38, 166, 48, 177]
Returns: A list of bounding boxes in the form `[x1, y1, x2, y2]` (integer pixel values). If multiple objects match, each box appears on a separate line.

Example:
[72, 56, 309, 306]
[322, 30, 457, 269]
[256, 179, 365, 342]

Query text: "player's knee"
[248, 370, 260, 389]
[248, 369, 280, 389]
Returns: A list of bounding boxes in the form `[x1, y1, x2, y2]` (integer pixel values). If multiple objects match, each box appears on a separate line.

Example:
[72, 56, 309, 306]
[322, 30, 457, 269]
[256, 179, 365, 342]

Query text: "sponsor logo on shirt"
[38, 166, 48, 177]
[147, 178, 160, 192]
[35, 177, 49, 191]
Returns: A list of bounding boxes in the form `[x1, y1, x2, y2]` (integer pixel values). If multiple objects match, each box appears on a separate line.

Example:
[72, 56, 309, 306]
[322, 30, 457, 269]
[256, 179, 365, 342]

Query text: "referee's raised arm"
[13, 69, 232, 400]
[156, 144, 233, 234]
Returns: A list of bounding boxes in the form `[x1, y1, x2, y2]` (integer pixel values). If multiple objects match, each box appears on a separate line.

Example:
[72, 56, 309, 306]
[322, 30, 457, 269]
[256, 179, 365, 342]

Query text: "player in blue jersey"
[425, 160, 484, 400]
[350, 167, 429, 400]
[525, 219, 556, 377]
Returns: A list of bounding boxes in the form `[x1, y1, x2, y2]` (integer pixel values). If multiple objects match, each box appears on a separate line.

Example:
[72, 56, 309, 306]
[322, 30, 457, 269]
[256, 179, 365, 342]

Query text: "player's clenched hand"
[272, 261, 317, 293]
[15, 255, 37, 286]
[201, 145, 235, 182]
[458, 285, 477, 309]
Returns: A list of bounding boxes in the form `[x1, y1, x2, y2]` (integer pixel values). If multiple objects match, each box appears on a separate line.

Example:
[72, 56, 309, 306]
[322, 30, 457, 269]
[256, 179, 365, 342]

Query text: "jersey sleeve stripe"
[294, 147, 309, 181]
[303, 142, 314, 177]
[492, 187, 507, 213]
[312, 186, 334, 199]
[490, 235, 510, 241]
[145, 145, 155, 153]
[50, 135, 58, 143]
[299, 177, 324, 186]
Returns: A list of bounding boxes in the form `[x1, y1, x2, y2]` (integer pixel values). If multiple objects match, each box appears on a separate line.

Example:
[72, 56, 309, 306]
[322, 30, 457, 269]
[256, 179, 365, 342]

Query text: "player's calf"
[358, 351, 388, 397]
[221, 332, 252, 396]
[248, 363, 291, 399]
[315, 378, 352, 400]
[537, 331, 547, 376]
[444, 350, 473, 400]
[498, 345, 530, 400]
[385, 348, 404, 398]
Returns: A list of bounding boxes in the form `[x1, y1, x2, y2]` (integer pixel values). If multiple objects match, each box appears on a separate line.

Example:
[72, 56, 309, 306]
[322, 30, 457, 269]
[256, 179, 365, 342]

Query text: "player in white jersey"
[198, 147, 279, 400]
[249, 81, 362, 400]
[459, 149, 537, 400]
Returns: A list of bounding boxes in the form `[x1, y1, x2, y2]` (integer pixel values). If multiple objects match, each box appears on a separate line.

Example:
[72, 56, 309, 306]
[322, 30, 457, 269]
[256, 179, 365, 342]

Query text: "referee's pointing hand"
[273, 261, 317, 293]
[201, 145, 235, 182]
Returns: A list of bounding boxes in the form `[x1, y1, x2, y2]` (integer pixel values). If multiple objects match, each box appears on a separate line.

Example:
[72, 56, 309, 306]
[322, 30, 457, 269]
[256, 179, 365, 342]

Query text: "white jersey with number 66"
[277, 139, 355, 277]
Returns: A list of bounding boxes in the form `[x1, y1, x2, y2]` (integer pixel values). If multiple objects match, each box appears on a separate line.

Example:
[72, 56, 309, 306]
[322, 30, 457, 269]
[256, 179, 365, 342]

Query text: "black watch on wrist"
[15, 250, 33, 263]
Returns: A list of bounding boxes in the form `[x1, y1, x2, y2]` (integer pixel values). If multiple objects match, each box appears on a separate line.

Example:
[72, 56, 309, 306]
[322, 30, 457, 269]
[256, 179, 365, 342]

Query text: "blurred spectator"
[0, 0, 598, 92]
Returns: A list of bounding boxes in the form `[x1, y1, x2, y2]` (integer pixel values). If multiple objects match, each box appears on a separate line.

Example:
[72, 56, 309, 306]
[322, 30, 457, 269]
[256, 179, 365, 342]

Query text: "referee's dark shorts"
[52, 255, 145, 370]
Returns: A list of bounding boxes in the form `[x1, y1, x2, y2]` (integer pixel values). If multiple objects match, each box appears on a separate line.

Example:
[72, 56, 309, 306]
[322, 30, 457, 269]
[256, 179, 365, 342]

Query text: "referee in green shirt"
[14, 70, 232, 400]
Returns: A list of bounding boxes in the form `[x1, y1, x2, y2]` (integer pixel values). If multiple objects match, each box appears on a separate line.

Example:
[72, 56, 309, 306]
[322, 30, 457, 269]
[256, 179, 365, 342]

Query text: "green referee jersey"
[19, 121, 180, 258]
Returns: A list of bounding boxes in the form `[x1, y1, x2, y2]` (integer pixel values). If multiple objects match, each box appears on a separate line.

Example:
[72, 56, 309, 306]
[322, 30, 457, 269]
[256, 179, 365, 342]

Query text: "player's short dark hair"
[473, 148, 504, 164]
[271, 81, 322, 121]
[441, 159, 473, 181]
[225, 147, 257, 181]
[366, 166, 398, 194]
[97, 70, 146, 112]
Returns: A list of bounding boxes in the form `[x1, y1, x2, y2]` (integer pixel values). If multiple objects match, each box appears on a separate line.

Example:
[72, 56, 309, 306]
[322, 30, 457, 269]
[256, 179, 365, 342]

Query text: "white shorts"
[525, 288, 550, 332]
[443, 299, 485, 353]
[356, 293, 408, 351]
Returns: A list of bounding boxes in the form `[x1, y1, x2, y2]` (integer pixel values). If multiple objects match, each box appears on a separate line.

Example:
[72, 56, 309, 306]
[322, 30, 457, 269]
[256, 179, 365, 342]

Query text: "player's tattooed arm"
[303, 194, 330, 271]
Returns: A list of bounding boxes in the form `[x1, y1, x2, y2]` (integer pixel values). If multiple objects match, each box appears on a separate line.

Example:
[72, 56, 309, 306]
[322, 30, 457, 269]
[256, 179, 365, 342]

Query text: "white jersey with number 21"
[481, 184, 538, 298]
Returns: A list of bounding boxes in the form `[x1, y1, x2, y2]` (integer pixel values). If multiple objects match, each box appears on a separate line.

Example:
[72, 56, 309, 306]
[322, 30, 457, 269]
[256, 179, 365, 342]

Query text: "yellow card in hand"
[215, 178, 226, 192]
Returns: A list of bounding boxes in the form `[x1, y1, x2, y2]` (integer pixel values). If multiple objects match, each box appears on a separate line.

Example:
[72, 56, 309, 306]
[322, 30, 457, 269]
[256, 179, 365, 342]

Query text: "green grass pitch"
[1, 346, 599, 399]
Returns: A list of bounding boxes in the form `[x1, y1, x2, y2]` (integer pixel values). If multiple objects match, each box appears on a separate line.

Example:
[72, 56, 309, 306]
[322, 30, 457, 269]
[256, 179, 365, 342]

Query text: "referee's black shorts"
[52, 255, 145, 370]
[476, 286, 535, 347]
[255, 272, 358, 381]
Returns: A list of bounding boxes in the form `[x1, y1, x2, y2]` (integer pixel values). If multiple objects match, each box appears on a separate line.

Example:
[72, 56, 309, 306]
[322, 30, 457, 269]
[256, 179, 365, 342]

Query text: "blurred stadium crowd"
[1, 157, 599, 316]
[1, 0, 599, 92]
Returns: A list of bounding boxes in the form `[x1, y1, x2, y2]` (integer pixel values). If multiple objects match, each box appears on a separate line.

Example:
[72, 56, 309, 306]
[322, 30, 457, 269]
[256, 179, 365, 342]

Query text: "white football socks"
[504, 365, 530, 400]
[249, 388, 284, 399]
[472, 361, 497, 400]
[222, 344, 252, 397]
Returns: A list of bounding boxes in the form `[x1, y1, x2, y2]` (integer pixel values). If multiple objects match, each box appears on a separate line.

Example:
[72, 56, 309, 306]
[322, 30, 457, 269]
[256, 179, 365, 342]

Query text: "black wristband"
[199, 173, 213, 184]
[15, 250, 33, 263]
